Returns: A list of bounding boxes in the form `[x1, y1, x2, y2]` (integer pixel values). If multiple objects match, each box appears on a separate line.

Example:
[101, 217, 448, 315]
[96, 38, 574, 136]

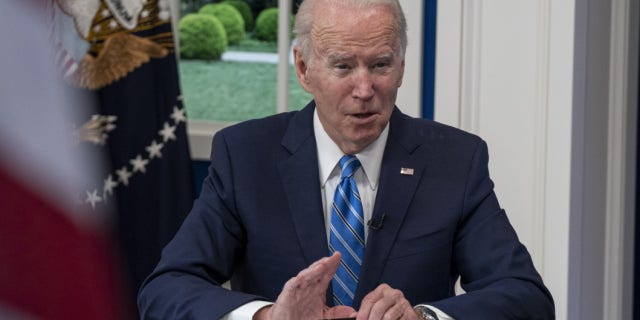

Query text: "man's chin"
[341, 134, 380, 153]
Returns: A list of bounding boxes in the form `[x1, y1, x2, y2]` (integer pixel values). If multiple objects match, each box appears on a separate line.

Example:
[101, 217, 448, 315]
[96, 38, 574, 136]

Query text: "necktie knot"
[339, 155, 361, 179]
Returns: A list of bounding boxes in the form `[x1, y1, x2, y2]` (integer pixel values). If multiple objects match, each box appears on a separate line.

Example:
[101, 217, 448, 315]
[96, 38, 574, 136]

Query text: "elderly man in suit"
[138, 0, 555, 319]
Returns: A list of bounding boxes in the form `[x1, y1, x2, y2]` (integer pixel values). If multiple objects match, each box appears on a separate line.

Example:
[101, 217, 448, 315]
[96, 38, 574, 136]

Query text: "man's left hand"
[355, 283, 420, 320]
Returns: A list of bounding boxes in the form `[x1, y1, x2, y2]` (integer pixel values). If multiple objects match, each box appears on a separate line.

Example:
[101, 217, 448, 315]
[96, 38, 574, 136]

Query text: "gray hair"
[294, 0, 408, 63]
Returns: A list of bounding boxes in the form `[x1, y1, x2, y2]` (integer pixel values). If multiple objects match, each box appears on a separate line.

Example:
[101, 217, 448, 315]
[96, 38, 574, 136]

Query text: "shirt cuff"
[220, 301, 274, 320]
[417, 304, 455, 320]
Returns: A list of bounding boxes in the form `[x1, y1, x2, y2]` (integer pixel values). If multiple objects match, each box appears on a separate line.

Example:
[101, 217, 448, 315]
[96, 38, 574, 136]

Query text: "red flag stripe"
[0, 166, 126, 320]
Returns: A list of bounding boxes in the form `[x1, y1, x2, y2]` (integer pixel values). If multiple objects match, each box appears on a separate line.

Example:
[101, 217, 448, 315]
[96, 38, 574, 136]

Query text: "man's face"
[294, 3, 405, 154]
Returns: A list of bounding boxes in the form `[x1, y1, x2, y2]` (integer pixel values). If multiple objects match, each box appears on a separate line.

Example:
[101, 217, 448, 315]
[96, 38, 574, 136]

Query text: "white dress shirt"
[314, 109, 388, 242]
[222, 110, 453, 320]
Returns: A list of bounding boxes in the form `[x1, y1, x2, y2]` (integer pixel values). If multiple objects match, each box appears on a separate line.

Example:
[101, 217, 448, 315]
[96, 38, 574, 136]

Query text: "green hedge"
[199, 3, 245, 45]
[223, 0, 254, 32]
[254, 7, 279, 42]
[254, 7, 295, 43]
[179, 13, 227, 60]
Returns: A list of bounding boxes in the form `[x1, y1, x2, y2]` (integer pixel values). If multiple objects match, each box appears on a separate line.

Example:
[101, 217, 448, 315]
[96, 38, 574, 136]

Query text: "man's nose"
[351, 70, 375, 100]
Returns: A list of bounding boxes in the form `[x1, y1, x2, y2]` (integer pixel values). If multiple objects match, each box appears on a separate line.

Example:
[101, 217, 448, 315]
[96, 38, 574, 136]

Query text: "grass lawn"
[228, 36, 278, 53]
[179, 59, 313, 122]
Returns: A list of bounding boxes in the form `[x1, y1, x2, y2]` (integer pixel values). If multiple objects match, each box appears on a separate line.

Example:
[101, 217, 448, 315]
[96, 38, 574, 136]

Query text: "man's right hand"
[253, 252, 357, 320]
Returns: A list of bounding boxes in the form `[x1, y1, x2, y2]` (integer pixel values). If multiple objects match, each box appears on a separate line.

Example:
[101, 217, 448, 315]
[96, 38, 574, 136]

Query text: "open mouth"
[352, 112, 375, 119]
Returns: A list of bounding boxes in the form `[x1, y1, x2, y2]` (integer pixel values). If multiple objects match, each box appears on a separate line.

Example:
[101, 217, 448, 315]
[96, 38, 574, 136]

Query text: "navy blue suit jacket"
[138, 103, 554, 319]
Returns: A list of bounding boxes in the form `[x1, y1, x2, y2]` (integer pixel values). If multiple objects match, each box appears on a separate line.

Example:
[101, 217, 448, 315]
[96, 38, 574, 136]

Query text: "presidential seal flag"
[49, 0, 196, 314]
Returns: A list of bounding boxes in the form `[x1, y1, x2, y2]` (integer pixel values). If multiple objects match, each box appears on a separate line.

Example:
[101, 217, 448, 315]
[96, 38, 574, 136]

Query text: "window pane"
[178, 0, 310, 122]
[181, 59, 310, 121]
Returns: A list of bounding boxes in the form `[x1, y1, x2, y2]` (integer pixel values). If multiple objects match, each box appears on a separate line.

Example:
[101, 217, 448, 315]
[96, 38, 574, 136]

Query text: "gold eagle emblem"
[53, 0, 175, 90]
[68, 33, 168, 90]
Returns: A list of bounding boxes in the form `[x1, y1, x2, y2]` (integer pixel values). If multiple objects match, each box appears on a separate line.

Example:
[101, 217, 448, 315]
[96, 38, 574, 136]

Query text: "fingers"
[321, 252, 341, 282]
[324, 305, 358, 319]
[356, 284, 417, 320]
[306, 251, 341, 281]
[283, 252, 341, 294]
[270, 253, 345, 320]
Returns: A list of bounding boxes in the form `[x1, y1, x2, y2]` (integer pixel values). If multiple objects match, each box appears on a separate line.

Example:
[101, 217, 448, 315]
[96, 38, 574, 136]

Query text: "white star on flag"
[103, 174, 118, 197]
[130, 155, 149, 173]
[97, 134, 108, 145]
[85, 189, 103, 209]
[146, 140, 164, 159]
[88, 135, 102, 145]
[159, 122, 176, 142]
[116, 166, 132, 186]
[170, 106, 186, 124]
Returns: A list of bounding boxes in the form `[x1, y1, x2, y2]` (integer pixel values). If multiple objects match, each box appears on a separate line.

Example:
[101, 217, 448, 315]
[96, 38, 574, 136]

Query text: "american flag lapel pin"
[400, 167, 414, 175]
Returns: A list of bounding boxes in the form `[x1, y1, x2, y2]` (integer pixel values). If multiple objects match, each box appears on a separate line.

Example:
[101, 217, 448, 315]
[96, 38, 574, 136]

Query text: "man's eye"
[335, 64, 350, 70]
[374, 62, 390, 68]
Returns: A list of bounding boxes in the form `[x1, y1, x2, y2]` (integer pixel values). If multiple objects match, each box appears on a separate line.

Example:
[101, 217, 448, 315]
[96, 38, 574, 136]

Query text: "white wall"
[436, 0, 571, 288]
[396, 0, 423, 118]
[435, 0, 638, 319]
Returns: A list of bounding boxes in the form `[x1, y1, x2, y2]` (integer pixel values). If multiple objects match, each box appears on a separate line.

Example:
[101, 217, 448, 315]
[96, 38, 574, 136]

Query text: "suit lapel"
[354, 109, 429, 307]
[277, 103, 329, 268]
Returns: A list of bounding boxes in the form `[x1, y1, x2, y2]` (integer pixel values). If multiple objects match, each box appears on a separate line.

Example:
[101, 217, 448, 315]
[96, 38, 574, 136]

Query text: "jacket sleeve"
[430, 140, 555, 319]
[137, 130, 265, 319]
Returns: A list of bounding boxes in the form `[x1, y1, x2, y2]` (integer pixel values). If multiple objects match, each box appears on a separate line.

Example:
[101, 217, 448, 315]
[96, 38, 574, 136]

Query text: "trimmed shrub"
[199, 3, 245, 45]
[223, 0, 254, 32]
[254, 8, 295, 43]
[179, 13, 227, 60]
[254, 7, 279, 42]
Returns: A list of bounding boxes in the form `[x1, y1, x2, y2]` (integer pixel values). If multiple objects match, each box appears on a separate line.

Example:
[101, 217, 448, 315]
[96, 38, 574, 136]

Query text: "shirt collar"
[314, 109, 389, 190]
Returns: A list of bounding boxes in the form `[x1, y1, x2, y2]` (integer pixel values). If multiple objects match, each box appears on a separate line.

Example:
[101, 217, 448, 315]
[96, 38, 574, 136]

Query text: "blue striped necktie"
[329, 155, 365, 306]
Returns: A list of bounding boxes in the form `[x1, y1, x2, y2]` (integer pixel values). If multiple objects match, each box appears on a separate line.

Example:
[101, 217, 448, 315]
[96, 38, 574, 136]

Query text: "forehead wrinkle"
[312, 26, 398, 55]
[310, 4, 399, 54]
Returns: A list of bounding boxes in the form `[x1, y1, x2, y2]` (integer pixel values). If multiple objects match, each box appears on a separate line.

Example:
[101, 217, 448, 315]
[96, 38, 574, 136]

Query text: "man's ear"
[293, 47, 313, 93]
